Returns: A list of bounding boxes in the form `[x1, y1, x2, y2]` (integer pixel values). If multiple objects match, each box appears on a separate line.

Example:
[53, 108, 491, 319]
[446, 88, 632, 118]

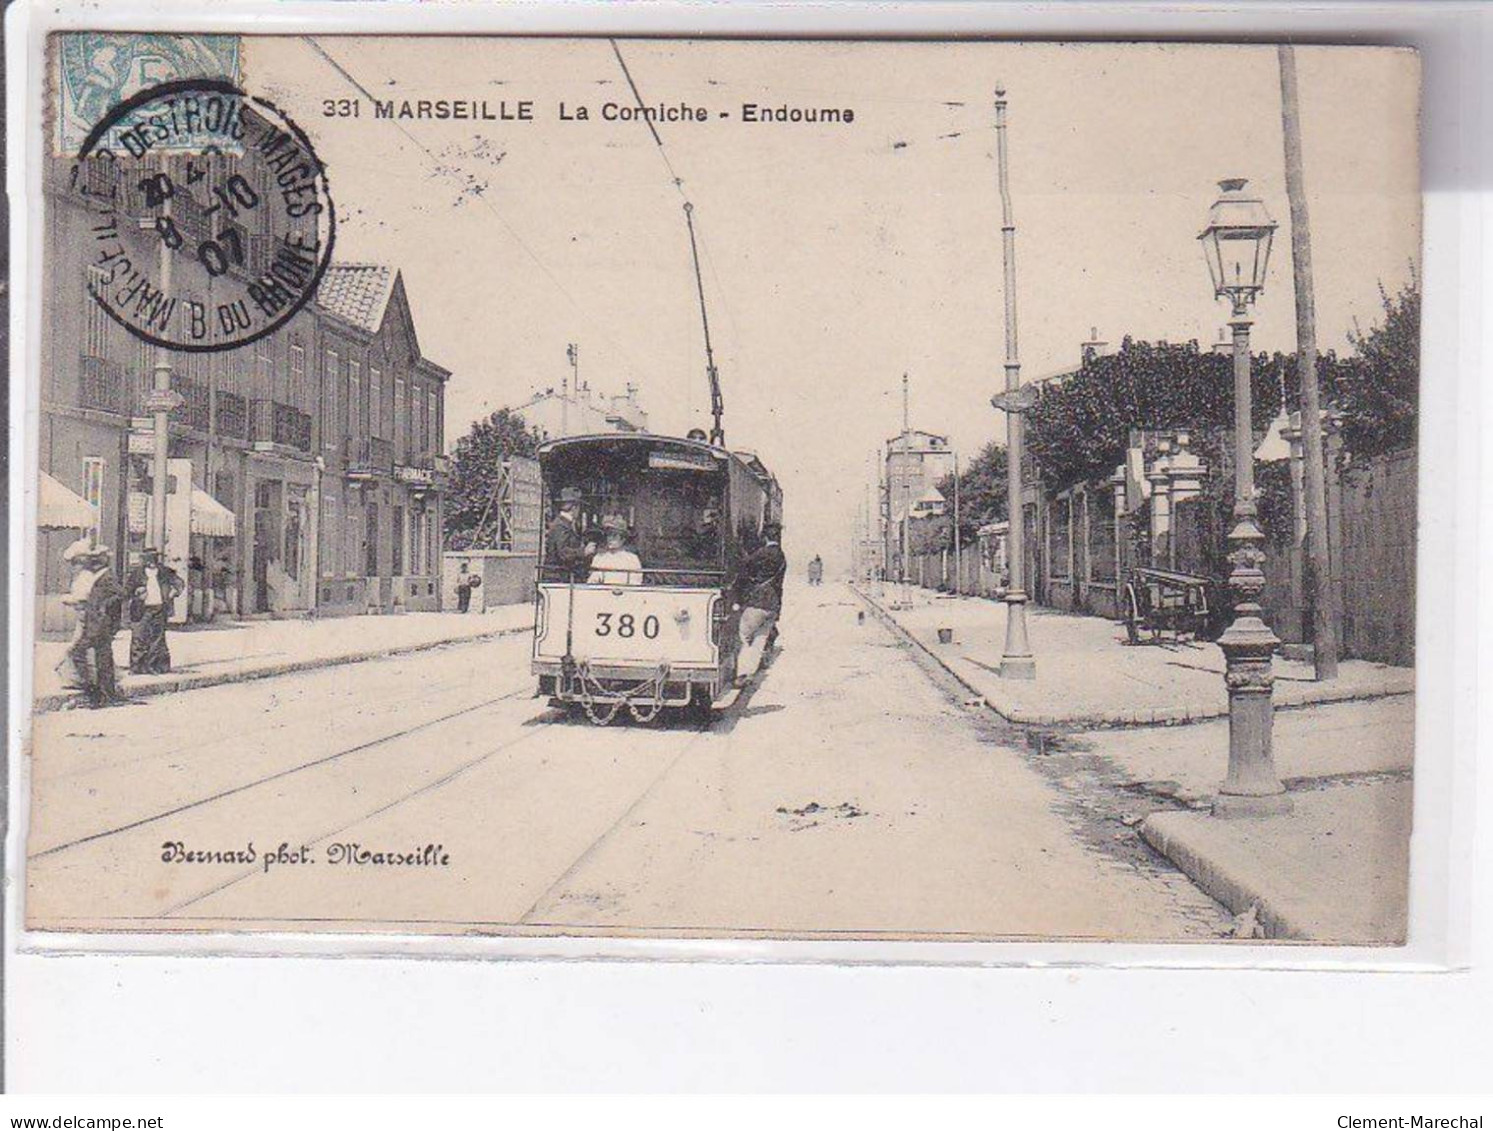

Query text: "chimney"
[1081, 326, 1109, 364]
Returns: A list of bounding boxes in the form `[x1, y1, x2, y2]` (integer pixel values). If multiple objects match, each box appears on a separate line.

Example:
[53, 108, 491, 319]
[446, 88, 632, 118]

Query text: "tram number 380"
[594, 612, 661, 639]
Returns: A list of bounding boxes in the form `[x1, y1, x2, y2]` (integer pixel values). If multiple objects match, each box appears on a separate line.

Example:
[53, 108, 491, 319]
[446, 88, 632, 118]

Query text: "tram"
[531, 432, 783, 724]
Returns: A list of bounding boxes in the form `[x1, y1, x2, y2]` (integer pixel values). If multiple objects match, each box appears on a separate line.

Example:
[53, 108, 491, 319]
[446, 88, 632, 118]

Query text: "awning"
[38, 472, 95, 529]
[190, 487, 236, 537]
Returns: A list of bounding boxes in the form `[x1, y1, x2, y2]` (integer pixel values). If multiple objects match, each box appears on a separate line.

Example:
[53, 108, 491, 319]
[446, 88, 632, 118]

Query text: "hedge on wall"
[1025, 274, 1420, 498]
[1025, 338, 1291, 493]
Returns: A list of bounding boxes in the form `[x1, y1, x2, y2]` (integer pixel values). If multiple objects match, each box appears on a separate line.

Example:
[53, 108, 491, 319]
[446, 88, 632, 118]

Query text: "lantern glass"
[1198, 178, 1278, 305]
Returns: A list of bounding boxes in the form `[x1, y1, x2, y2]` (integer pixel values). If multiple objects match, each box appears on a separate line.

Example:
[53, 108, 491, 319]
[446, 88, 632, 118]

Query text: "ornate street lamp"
[1199, 177, 1290, 817]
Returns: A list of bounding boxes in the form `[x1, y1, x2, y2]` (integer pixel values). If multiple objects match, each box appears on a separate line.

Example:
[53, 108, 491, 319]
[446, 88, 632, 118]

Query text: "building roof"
[316, 262, 398, 334]
[885, 428, 950, 450]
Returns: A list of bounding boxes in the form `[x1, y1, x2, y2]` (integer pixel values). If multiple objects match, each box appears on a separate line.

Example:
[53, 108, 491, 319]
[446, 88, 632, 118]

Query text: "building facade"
[514, 380, 647, 441]
[38, 153, 449, 628]
[881, 428, 955, 581]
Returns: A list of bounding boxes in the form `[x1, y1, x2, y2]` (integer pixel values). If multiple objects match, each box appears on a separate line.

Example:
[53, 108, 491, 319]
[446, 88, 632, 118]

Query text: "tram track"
[164, 705, 723, 919]
[29, 685, 535, 861]
[36, 668, 499, 787]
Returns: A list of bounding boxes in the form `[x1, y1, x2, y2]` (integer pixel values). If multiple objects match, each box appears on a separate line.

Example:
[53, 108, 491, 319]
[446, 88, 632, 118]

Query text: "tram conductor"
[547, 487, 597, 580]
[736, 520, 787, 680]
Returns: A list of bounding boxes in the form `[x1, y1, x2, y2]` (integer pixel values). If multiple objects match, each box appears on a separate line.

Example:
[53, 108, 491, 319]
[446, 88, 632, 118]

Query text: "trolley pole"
[992, 84, 1035, 679]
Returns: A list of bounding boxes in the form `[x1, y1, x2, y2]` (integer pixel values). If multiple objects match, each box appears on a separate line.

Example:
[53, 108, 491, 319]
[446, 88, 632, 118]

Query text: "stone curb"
[1137, 810, 1305, 940]
[850, 584, 1412, 731]
[34, 621, 534, 715]
[851, 584, 999, 715]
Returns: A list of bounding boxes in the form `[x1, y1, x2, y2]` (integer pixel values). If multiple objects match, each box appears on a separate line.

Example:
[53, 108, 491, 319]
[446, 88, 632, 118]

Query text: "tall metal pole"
[1278, 45, 1339, 680]
[1215, 298, 1290, 816]
[146, 196, 176, 553]
[900, 374, 912, 607]
[953, 449, 962, 595]
[994, 85, 1035, 679]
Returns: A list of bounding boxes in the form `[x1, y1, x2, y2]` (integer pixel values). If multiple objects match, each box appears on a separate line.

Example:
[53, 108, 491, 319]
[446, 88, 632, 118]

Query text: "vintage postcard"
[17, 34, 1420, 945]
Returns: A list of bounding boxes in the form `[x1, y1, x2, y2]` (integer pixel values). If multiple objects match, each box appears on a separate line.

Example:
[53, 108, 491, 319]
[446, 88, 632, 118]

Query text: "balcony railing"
[216, 391, 248, 440]
[175, 376, 211, 433]
[78, 356, 127, 414]
[346, 435, 394, 479]
[251, 399, 313, 453]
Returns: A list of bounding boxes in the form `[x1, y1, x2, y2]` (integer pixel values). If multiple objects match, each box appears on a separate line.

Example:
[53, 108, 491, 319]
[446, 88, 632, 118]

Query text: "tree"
[1335, 276, 1419, 459]
[934, 441, 1009, 545]
[443, 408, 540, 550]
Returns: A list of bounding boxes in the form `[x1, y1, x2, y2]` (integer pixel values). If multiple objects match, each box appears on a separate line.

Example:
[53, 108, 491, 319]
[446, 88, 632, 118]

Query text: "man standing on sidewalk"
[454, 561, 481, 613]
[736, 520, 786, 682]
[77, 547, 127, 707]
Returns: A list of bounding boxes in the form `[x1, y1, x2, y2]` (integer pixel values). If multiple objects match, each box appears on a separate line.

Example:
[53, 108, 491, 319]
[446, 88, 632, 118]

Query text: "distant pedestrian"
[125, 548, 182, 674]
[807, 554, 823, 586]
[455, 561, 482, 613]
[736, 520, 787, 682]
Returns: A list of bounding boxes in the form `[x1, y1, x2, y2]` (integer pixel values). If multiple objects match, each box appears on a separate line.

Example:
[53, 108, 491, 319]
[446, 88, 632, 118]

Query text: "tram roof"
[538, 432, 774, 480]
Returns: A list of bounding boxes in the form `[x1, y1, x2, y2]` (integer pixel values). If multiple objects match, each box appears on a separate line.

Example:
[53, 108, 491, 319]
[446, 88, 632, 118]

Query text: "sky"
[245, 38, 1420, 571]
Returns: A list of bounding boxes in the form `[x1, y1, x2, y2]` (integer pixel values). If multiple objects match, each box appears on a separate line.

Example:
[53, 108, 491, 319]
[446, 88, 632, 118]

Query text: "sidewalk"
[855, 582, 1414, 942]
[855, 583, 1413, 728]
[33, 603, 534, 713]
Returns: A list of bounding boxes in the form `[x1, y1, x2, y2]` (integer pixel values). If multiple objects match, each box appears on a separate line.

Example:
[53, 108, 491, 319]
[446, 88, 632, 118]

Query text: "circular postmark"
[71, 78, 336, 353]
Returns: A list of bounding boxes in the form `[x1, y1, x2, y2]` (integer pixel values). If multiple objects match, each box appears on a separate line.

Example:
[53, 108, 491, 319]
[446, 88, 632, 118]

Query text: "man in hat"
[736, 520, 787, 681]
[454, 560, 482, 613]
[75, 546, 127, 706]
[588, 515, 644, 586]
[545, 487, 596, 581]
[57, 538, 98, 691]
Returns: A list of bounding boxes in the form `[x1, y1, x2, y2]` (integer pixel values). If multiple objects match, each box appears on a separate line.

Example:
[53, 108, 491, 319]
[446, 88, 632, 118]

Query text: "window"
[428, 389, 439, 454]
[81, 457, 105, 545]
[391, 505, 404, 575]
[369, 366, 383, 439]
[289, 342, 305, 406]
[394, 376, 406, 459]
[414, 382, 427, 456]
[348, 359, 362, 439]
[84, 268, 110, 358]
[256, 352, 273, 398]
[323, 348, 340, 440]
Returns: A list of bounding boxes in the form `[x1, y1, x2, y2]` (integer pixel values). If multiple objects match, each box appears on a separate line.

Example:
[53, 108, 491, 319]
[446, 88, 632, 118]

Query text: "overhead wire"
[299, 36, 658, 390]
[608, 38, 739, 441]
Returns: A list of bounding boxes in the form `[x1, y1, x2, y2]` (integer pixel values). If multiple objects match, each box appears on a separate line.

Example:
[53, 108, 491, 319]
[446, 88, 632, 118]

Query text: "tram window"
[541, 478, 723, 577]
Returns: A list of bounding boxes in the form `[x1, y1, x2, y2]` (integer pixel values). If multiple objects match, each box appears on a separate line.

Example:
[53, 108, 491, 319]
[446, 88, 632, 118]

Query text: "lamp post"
[990, 84, 1035, 679]
[139, 201, 184, 553]
[1199, 177, 1290, 817]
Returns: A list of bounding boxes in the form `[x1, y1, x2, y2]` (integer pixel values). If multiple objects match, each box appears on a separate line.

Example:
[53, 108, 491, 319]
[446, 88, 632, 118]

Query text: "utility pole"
[953, 449, 962, 595]
[143, 195, 183, 554]
[991, 84, 1035, 679]
[900, 374, 912, 608]
[1278, 45, 1339, 680]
